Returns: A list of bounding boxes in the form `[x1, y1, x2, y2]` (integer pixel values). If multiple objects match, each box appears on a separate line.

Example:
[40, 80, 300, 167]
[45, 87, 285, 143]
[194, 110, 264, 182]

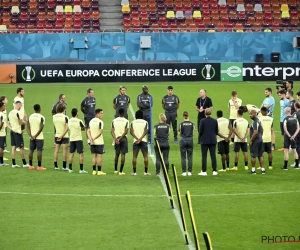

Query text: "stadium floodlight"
[172, 164, 189, 245]
[154, 138, 174, 209]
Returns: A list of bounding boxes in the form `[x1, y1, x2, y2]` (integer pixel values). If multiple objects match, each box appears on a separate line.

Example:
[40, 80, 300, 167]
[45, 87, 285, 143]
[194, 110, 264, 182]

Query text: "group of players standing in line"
[0, 82, 299, 176]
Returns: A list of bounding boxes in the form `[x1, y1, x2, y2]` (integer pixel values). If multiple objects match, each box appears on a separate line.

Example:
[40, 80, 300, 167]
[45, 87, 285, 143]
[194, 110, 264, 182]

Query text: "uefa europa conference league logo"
[201, 64, 216, 80]
[22, 66, 36, 82]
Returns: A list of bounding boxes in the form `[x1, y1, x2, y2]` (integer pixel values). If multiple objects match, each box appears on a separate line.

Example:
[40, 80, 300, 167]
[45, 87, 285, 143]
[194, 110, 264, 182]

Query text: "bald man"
[195, 89, 213, 143]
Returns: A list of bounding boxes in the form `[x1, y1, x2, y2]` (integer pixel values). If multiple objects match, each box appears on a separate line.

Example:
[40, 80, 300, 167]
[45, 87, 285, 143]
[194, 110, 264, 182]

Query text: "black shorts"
[10, 131, 24, 148]
[234, 142, 248, 152]
[70, 140, 84, 154]
[218, 140, 229, 154]
[250, 140, 263, 158]
[55, 137, 69, 145]
[229, 119, 236, 127]
[84, 117, 93, 128]
[21, 124, 25, 131]
[263, 142, 272, 153]
[0, 136, 6, 149]
[115, 137, 128, 155]
[30, 139, 44, 151]
[90, 144, 105, 154]
[133, 141, 148, 153]
[284, 135, 297, 149]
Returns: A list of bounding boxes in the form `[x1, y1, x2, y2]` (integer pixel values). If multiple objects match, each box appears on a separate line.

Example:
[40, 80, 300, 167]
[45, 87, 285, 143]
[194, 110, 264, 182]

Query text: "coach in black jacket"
[199, 109, 218, 176]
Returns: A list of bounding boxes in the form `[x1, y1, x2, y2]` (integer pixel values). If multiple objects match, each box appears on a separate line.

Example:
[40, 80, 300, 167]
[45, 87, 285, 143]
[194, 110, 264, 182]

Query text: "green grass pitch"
[0, 82, 299, 250]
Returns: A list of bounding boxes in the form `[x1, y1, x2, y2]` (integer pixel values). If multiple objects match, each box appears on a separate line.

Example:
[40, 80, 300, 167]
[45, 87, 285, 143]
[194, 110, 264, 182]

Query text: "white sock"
[261, 168, 265, 171]
[252, 167, 255, 172]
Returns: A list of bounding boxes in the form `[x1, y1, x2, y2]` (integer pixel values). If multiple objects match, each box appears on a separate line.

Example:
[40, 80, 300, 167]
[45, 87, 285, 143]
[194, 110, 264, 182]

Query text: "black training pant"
[166, 112, 178, 139]
[201, 144, 217, 172]
[143, 113, 151, 141]
[180, 138, 193, 172]
[197, 117, 204, 142]
[154, 141, 170, 174]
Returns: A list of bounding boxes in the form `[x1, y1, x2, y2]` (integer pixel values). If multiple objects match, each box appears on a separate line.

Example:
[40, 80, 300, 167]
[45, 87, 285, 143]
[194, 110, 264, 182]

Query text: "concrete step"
[99, 6, 121, 12]
[100, 19, 122, 24]
[99, 1, 120, 6]
[100, 25, 123, 31]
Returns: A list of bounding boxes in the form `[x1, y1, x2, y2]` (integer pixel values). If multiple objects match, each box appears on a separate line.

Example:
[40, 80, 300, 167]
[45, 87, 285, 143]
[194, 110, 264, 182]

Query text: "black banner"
[16, 63, 220, 83]
[243, 63, 300, 81]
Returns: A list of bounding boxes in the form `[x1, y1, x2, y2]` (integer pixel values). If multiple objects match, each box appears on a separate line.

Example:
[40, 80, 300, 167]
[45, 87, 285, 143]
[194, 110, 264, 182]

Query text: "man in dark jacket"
[199, 108, 218, 176]
[137, 86, 153, 142]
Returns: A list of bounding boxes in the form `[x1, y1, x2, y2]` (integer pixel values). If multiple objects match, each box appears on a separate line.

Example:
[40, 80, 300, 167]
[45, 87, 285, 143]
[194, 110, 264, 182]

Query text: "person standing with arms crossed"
[113, 86, 130, 119]
[14, 87, 29, 150]
[88, 109, 106, 176]
[27, 104, 46, 171]
[198, 109, 218, 176]
[286, 90, 296, 114]
[178, 111, 195, 176]
[261, 88, 275, 150]
[282, 107, 299, 170]
[112, 86, 130, 146]
[8, 101, 29, 168]
[137, 86, 153, 143]
[278, 90, 290, 151]
[162, 86, 180, 144]
[228, 91, 242, 144]
[81, 88, 96, 145]
[68, 108, 88, 174]
[154, 113, 170, 176]
[216, 110, 232, 172]
[249, 110, 265, 174]
[195, 89, 213, 143]
[52, 94, 67, 147]
[293, 103, 300, 168]
[111, 108, 129, 175]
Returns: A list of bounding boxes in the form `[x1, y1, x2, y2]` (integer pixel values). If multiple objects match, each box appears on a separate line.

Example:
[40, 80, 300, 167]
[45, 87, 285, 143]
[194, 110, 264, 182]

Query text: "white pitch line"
[128, 104, 194, 250]
[0, 191, 165, 197]
[191, 190, 300, 197]
[0, 190, 299, 198]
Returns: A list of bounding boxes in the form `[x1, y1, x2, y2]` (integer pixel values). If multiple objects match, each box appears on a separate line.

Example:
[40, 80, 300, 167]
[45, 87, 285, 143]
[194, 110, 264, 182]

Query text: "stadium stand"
[122, 0, 300, 32]
[0, 0, 100, 33]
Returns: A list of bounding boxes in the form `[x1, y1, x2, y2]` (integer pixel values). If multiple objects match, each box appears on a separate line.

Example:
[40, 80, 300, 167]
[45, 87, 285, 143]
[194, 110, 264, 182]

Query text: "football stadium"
[0, 2, 300, 249]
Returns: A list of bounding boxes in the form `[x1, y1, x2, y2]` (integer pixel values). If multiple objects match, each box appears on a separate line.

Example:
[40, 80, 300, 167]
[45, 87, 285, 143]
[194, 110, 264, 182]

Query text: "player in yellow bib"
[232, 109, 250, 170]
[27, 104, 46, 171]
[130, 110, 149, 175]
[68, 108, 88, 174]
[0, 96, 9, 154]
[258, 107, 274, 170]
[88, 109, 106, 176]
[0, 102, 8, 166]
[216, 110, 233, 172]
[111, 108, 129, 175]
[228, 91, 242, 144]
[53, 103, 69, 171]
[8, 101, 29, 168]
